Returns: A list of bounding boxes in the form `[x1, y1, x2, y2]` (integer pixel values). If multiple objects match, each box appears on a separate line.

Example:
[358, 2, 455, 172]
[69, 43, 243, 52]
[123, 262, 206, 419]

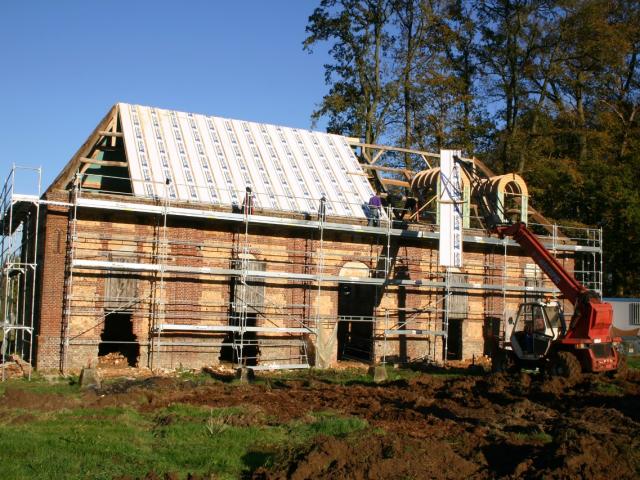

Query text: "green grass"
[0, 375, 80, 397]
[627, 356, 640, 370]
[514, 431, 553, 444]
[0, 401, 369, 479]
[265, 365, 422, 385]
[594, 381, 624, 395]
[0, 366, 442, 478]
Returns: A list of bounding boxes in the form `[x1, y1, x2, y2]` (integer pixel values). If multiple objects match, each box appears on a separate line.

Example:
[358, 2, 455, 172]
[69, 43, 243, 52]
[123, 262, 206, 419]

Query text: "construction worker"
[243, 186, 254, 215]
[318, 195, 327, 222]
[368, 191, 382, 227]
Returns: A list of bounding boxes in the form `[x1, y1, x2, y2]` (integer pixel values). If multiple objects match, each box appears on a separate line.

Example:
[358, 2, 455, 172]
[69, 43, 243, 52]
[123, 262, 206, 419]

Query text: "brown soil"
[5, 367, 640, 479]
[2, 385, 82, 411]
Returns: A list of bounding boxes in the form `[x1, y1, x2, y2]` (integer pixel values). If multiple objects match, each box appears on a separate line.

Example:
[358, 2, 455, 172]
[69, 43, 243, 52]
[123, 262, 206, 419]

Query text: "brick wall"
[34, 205, 69, 371]
[33, 194, 577, 371]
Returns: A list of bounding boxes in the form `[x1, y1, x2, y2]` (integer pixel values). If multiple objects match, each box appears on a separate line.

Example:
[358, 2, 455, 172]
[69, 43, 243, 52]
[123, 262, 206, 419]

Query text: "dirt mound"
[1, 385, 80, 411]
[254, 432, 480, 480]
[0, 355, 32, 379]
[6, 364, 640, 478]
[114, 472, 212, 480]
[0, 362, 24, 379]
[246, 370, 640, 479]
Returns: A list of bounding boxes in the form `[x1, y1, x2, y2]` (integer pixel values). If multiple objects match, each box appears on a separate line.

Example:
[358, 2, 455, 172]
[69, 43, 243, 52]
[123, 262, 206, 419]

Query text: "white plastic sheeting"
[439, 149, 463, 267]
[119, 103, 375, 219]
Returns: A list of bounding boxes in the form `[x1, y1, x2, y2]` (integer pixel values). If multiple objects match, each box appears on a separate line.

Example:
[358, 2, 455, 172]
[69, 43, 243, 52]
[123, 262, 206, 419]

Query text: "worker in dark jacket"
[243, 186, 254, 215]
[368, 192, 382, 226]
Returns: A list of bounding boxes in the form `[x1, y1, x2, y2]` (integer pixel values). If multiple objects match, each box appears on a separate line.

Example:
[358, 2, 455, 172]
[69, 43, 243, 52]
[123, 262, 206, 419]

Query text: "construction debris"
[98, 352, 129, 368]
[79, 367, 102, 389]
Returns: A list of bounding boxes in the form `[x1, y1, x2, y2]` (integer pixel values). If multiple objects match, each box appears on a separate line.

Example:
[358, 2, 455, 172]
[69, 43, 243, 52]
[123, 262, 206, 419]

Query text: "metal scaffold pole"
[385, 205, 392, 278]
[599, 228, 603, 295]
[152, 179, 170, 370]
[24, 168, 41, 379]
[442, 267, 450, 364]
[236, 186, 253, 368]
[61, 174, 80, 374]
[502, 239, 508, 326]
[314, 196, 326, 367]
[0, 167, 14, 380]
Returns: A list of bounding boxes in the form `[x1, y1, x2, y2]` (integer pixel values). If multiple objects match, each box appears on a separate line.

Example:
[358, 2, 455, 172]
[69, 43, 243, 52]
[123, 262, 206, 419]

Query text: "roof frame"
[47, 104, 131, 193]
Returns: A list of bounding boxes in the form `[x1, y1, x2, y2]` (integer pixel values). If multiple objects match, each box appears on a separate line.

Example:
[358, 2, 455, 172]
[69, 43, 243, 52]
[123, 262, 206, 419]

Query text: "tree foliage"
[305, 0, 640, 295]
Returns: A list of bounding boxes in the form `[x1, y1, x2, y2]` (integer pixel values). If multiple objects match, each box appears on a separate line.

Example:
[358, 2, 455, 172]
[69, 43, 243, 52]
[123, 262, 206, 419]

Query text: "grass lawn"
[0, 378, 369, 480]
[627, 355, 640, 370]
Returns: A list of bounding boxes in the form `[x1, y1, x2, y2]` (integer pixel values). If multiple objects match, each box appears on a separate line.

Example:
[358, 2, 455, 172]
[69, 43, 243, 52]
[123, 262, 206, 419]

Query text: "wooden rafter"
[380, 178, 411, 188]
[350, 141, 440, 160]
[98, 130, 123, 138]
[79, 158, 128, 168]
[361, 164, 413, 176]
[470, 157, 564, 237]
[47, 104, 130, 193]
[347, 140, 441, 193]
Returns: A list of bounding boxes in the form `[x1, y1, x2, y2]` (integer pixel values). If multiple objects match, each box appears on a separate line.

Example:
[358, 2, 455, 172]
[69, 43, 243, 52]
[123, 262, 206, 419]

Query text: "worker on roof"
[318, 195, 327, 222]
[368, 191, 382, 227]
[243, 186, 254, 215]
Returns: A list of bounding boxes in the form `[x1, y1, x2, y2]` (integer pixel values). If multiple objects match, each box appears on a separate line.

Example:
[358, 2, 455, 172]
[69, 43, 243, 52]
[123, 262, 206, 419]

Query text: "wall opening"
[98, 312, 139, 367]
[219, 312, 259, 366]
[220, 255, 265, 366]
[483, 316, 502, 356]
[447, 319, 463, 360]
[337, 283, 376, 362]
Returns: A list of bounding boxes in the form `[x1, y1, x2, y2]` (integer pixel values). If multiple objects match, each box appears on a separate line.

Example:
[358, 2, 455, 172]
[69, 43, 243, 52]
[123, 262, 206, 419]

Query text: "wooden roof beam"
[98, 130, 124, 138]
[380, 178, 411, 188]
[361, 164, 413, 175]
[79, 157, 128, 168]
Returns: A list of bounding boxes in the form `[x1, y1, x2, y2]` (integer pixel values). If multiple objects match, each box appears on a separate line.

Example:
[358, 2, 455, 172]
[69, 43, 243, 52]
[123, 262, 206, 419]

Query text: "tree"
[597, 1, 640, 160]
[305, 0, 640, 294]
[477, 0, 555, 173]
[304, 0, 397, 145]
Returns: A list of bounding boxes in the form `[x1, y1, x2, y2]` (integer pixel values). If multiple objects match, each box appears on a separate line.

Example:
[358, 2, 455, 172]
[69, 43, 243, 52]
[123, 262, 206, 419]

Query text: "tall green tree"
[305, 0, 640, 295]
[476, 0, 555, 173]
[304, 0, 397, 145]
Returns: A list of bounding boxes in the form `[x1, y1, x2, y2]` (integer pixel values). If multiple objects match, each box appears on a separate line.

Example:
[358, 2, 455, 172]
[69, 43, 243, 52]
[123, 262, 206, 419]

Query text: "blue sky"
[0, 1, 330, 192]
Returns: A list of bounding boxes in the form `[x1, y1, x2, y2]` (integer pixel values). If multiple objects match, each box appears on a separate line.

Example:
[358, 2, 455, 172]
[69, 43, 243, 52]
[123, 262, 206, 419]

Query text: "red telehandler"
[453, 157, 624, 379]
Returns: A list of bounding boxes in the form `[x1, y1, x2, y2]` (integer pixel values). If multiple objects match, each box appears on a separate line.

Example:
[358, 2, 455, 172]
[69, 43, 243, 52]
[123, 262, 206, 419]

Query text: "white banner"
[439, 149, 463, 267]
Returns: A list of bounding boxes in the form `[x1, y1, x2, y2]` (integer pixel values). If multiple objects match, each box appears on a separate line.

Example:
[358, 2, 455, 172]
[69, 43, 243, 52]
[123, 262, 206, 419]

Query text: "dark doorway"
[221, 263, 264, 366]
[219, 312, 259, 366]
[483, 317, 502, 356]
[337, 283, 376, 361]
[447, 319, 463, 360]
[98, 313, 139, 366]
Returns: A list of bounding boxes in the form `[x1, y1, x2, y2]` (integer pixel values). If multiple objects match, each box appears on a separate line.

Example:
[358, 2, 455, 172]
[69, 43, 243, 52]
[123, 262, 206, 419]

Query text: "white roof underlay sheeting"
[119, 103, 376, 219]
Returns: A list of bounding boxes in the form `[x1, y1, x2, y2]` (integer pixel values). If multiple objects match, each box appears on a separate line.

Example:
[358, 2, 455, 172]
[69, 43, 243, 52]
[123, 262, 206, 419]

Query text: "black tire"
[491, 349, 504, 373]
[492, 349, 519, 373]
[548, 351, 581, 382]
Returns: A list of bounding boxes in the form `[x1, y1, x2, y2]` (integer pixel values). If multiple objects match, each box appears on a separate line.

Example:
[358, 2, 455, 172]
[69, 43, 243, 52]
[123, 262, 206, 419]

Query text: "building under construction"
[0, 103, 603, 373]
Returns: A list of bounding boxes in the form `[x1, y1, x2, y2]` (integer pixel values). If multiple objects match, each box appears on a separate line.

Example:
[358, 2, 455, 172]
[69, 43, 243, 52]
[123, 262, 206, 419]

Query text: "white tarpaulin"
[118, 103, 376, 219]
[439, 149, 463, 267]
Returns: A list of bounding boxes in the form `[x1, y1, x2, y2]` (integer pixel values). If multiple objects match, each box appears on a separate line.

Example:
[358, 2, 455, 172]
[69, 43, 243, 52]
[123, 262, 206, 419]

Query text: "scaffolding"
[0, 166, 42, 380]
[0, 161, 604, 375]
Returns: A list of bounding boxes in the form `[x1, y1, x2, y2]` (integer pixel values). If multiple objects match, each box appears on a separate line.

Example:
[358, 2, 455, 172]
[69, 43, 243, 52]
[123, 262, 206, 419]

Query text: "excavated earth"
[4, 367, 640, 479]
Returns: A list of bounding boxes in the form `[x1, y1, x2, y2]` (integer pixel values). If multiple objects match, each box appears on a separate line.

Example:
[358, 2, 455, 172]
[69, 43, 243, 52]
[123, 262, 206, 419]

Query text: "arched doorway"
[337, 261, 375, 362]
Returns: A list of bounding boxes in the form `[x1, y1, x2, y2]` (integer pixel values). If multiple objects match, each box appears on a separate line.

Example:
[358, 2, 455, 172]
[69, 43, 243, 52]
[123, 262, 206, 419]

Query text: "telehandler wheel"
[549, 351, 581, 382]
[491, 350, 520, 374]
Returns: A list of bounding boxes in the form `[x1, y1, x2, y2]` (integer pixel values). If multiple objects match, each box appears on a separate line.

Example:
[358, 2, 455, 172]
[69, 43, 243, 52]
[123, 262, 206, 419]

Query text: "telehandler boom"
[453, 157, 622, 377]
